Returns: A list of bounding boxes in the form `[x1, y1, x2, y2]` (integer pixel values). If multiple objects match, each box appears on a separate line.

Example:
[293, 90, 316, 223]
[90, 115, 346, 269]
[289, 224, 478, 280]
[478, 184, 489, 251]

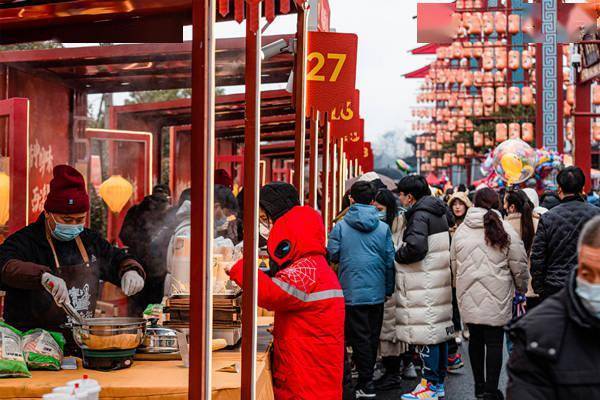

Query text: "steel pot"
[138, 320, 179, 354]
[71, 317, 147, 351]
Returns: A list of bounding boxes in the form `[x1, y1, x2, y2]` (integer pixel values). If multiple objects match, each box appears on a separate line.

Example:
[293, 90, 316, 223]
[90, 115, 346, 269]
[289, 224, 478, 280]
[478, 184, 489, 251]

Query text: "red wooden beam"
[189, 0, 209, 397]
[574, 81, 593, 193]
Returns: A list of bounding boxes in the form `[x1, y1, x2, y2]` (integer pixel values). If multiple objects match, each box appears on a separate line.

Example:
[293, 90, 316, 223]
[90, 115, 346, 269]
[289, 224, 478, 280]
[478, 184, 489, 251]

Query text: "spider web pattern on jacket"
[278, 258, 317, 293]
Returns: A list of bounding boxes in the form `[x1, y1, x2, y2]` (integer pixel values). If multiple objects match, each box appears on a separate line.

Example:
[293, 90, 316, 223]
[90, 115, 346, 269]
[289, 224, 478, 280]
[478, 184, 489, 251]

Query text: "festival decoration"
[492, 139, 536, 185]
[98, 175, 134, 214]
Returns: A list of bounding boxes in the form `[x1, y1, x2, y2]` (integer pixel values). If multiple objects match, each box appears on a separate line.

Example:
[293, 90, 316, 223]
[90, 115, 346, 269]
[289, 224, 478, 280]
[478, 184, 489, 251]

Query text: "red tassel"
[218, 0, 229, 17]
[280, 0, 291, 14]
[234, 0, 244, 23]
[265, 0, 275, 22]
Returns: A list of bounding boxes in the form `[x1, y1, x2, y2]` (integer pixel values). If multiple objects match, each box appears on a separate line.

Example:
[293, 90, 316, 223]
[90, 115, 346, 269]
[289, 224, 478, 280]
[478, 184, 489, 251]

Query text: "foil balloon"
[492, 139, 536, 185]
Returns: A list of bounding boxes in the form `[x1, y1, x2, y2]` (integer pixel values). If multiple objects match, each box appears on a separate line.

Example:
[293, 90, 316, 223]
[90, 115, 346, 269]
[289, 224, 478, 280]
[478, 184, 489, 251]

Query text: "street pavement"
[344, 342, 509, 400]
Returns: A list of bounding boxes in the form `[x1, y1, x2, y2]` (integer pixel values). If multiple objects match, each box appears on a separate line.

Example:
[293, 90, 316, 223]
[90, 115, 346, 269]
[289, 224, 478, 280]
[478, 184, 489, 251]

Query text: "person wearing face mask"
[0, 165, 145, 353]
[507, 215, 600, 399]
[214, 184, 239, 244]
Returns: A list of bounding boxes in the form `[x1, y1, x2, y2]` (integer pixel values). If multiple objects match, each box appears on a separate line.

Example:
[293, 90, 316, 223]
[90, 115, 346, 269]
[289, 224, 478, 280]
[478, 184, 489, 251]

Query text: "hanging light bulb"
[0, 172, 9, 226]
[99, 175, 134, 214]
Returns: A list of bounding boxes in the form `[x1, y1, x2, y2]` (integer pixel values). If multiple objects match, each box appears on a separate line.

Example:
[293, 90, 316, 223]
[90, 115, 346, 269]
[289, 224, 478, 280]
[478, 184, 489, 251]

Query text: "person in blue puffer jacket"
[327, 180, 395, 399]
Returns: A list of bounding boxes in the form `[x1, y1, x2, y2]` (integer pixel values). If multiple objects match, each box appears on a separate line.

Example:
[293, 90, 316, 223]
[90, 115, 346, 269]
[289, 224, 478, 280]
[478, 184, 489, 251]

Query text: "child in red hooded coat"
[228, 205, 345, 400]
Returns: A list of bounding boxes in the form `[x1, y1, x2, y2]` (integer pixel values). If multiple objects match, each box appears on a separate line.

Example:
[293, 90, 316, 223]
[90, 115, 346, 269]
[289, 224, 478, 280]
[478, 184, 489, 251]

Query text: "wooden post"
[293, 4, 309, 202]
[308, 110, 319, 209]
[574, 81, 593, 193]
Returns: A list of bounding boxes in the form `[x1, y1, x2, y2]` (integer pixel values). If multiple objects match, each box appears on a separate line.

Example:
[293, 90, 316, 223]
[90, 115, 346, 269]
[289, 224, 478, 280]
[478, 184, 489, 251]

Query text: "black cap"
[259, 182, 300, 222]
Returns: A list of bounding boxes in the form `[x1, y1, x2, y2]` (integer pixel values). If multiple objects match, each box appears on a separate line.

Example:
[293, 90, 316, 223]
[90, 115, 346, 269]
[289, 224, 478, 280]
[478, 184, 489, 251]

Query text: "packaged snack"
[22, 329, 65, 371]
[0, 322, 30, 378]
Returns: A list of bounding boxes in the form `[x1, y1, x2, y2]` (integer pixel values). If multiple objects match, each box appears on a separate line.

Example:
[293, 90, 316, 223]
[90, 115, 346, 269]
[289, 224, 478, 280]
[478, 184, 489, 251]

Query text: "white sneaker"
[402, 362, 418, 379]
[401, 379, 438, 400]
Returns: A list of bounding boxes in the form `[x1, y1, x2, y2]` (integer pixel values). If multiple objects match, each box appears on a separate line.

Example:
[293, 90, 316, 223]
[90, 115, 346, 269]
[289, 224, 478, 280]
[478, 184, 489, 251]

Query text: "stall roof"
[111, 89, 297, 142]
[0, 0, 298, 43]
[0, 35, 294, 92]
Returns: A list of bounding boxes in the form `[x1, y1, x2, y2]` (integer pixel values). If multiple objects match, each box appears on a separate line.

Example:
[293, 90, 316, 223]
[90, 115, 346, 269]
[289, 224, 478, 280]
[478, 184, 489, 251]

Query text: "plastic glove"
[121, 270, 145, 296]
[41, 272, 69, 306]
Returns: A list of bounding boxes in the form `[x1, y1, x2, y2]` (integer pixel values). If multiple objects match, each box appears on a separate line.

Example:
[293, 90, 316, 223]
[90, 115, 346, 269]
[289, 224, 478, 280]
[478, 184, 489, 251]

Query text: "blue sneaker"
[447, 353, 464, 372]
[433, 382, 445, 399]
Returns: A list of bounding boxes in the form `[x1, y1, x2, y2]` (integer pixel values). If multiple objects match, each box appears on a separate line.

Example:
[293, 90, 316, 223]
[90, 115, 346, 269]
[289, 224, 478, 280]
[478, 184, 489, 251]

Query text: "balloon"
[492, 139, 536, 185]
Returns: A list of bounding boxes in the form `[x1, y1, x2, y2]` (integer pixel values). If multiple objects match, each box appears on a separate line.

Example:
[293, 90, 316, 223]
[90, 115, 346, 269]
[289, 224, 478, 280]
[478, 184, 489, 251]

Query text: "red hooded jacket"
[230, 206, 345, 400]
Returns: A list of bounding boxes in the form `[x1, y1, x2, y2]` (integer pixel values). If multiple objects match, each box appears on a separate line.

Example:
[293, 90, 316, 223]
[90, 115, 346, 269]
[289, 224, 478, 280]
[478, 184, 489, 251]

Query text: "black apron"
[41, 228, 101, 355]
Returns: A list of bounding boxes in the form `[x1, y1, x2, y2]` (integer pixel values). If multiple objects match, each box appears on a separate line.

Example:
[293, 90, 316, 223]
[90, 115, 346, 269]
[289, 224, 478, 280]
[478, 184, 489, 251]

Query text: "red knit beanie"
[215, 169, 233, 189]
[44, 165, 90, 214]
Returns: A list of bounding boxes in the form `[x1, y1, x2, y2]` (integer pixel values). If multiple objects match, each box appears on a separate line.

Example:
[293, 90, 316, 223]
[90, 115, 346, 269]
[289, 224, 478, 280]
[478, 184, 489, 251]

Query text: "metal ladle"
[44, 281, 85, 325]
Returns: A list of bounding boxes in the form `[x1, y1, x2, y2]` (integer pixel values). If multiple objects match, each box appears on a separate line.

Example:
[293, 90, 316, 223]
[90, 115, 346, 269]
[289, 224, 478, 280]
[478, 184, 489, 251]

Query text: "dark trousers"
[447, 287, 461, 356]
[345, 304, 384, 384]
[381, 352, 414, 374]
[467, 324, 504, 394]
[421, 342, 448, 385]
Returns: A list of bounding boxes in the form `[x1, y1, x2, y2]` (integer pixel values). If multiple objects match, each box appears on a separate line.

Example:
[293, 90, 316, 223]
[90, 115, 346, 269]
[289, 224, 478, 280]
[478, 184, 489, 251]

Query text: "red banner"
[307, 32, 358, 115]
[360, 142, 374, 172]
[330, 89, 360, 140]
[343, 118, 364, 161]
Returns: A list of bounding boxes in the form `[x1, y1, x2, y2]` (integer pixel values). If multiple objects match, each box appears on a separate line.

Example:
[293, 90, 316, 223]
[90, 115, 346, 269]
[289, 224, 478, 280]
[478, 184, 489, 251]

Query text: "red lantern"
[509, 123, 521, 139]
[483, 55, 494, 71]
[593, 85, 600, 105]
[457, 143, 465, 156]
[469, 12, 482, 35]
[593, 122, 600, 141]
[495, 70, 505, 84]
[474, 130, 484, 147]
[473, 42, 483, 58]
[463, 71, 474, 87]
[496, 87, 508, 107]
[483, 12, 494, 35]
[566, 85, 575, 105]
[474, 71, 484, 86]
[509, 86, 521, 106]
[474, 100, 484, 116]
[508, 14, 520, 34]
[456, 0, 465, 10]
[521, 86, 533, 106]
[496, 123, 508, 142]
[495, 13, 507, 34]
[483, 87, 495, 106]
[508, 50, 520, 70]
[522, 50, 532, 69]
[522, 123, 534, 142]
[495, 50, 507, 70]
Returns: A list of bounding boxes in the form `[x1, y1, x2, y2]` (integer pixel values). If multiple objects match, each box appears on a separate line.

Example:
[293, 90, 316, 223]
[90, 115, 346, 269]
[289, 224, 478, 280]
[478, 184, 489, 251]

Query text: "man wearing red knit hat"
[0, 165, 146, 352]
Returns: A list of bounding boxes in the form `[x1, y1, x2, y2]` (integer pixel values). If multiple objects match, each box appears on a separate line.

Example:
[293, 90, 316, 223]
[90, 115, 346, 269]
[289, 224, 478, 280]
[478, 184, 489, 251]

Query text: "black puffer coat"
[507, 271, 600, 400]
[395, 196, 450, 264]
[530, 196, 600, 296]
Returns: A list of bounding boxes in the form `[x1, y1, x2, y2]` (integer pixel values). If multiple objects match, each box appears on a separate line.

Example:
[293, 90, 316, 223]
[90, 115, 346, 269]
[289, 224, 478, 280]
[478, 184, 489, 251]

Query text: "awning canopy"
[410, 43, 439, 55]
[0, 36, 294, 92]
[0, 0, 299, 43]
[111, 89, 296, 143]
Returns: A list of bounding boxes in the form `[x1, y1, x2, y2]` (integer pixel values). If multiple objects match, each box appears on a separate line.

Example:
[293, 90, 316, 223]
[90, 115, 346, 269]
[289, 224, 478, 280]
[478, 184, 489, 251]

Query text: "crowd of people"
[221, 164, 600, 400]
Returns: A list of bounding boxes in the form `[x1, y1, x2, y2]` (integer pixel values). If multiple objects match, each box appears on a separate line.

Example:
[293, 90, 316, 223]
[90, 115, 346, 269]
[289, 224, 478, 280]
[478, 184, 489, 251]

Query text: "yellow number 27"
[307, 52, 347, 82]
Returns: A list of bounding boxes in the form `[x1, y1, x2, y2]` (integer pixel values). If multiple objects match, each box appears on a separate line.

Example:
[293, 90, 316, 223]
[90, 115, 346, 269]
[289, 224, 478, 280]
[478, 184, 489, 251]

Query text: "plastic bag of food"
[22, 329, 65, 371]
[0, 322, 30, 378]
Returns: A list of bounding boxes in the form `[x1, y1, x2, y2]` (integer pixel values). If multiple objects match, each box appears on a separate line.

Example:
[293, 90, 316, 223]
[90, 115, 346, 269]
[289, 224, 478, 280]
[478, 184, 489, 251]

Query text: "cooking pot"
[71, 317, 147, 351]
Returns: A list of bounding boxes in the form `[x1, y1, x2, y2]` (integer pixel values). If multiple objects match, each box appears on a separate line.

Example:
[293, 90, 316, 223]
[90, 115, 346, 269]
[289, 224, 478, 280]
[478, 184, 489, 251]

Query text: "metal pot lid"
[146, 326, 178, 337]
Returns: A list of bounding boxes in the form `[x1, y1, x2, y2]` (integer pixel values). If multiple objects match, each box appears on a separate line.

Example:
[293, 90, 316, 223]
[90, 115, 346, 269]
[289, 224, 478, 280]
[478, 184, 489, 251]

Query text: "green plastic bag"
[0, 322, 30, 378]
[22, 329, 65, 371]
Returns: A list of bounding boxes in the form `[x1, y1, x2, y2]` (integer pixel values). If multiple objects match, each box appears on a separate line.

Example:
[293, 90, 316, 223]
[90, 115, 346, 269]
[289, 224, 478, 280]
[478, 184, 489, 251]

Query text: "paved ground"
[343, 342, 509, 400]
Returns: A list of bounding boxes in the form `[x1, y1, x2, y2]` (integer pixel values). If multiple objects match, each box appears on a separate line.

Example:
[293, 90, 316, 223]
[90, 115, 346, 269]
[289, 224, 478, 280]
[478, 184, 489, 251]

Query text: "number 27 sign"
[306, 32, 358, 114]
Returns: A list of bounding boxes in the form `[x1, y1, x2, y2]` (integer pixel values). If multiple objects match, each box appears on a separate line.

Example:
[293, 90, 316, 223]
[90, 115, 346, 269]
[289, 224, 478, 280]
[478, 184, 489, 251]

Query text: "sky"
[211, 0, 434, 141]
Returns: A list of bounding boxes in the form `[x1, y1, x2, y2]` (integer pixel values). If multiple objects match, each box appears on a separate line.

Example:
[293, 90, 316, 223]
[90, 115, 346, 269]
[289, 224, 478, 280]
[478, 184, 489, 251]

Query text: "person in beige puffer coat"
[450, 188, 529, 400]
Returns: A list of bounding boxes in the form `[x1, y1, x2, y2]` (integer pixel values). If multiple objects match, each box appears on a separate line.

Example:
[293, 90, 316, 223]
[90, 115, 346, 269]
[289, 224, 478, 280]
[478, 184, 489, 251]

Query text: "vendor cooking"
[0, 165, 146, 345]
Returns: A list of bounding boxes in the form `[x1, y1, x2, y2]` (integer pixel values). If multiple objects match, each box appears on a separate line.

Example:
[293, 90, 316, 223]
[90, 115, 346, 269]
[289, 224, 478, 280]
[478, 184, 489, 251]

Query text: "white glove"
[121, 271, 145, 296]
[41, 273, 69, 306]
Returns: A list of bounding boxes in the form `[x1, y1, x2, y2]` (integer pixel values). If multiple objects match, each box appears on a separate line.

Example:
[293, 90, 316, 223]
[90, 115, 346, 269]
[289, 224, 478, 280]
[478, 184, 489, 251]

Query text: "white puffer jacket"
[451, 207, 530, 327]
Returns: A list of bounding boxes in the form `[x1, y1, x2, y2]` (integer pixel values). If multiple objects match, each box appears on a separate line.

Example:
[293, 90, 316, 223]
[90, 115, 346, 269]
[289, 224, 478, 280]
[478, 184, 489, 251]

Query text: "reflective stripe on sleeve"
[272, 278, 344, 302]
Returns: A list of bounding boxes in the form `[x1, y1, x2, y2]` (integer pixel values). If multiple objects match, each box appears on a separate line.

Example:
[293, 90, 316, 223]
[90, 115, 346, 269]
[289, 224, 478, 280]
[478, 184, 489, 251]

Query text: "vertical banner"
[361, 142, 374, 172]
[343, 118, 365, 162]
[306, 32, 358, 115]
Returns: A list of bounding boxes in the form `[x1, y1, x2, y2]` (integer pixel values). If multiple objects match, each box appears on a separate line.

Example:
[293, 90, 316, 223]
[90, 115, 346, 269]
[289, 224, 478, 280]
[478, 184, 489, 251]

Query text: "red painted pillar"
[557, 46, 565, 153]
[293, 4, 308, 201]
[535, 43, 544, 148]
[575, 81, 592, 193]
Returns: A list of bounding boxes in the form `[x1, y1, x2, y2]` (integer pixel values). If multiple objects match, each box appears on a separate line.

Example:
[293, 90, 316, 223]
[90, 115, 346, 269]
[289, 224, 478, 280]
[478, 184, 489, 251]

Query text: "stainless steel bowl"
[72, 317, 147, 351]
[138, 325, 179, 354]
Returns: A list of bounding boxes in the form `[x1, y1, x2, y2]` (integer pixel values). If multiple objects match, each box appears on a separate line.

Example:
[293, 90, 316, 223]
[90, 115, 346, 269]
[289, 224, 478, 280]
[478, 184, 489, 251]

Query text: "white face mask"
[576, 276, 600, 319]
[259, 223, 271, 239]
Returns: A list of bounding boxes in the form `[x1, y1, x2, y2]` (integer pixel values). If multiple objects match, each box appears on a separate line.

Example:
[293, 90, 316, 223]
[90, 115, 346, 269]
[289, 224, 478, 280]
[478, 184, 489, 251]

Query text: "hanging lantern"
[566, 121, 574, 142]
[99, 175, 134, 214]
[495, 13, 507, 34]
[474, 100, 484, 116]
[474, 0, 483, 8]
[522, 123, 534, 143]
[463, 71, 474, 87]
[508, 50, 520, 70]
[521, 86, 534, 106]
[469, 14, 482, 35]
[465, 0, 473, 9]
[594, 85, 600, 105]
[474, 71, 484, 86]
[593, 122, 600, 141]
[484, 72, 494, 84]
[457, 143, 466, 156]
[495, 70, 505, 84]
[456, 0, 465, 10]
[473, 42, 483, 58]
[466, 119, 474, 132]
[496, 87, 508, 107]
[509, 123, 521, 139]
[482, 55, 494, 71]
[495, 50, 507, 69]
[0, 172, 9, 226]
[462, 42, 473, 59]
[483, 87, 495, 106]
[463, 99, 473, 116]
[522, 50, 533, 69]
[474, 131, 484, 147]
[508, 14, 520, 34]
[509, 86, 521, 106]
[496, 123, 508, 142]
[483, 12, 494, 35]
[566, 85, 575, 105]
[564, 101, 572, 117]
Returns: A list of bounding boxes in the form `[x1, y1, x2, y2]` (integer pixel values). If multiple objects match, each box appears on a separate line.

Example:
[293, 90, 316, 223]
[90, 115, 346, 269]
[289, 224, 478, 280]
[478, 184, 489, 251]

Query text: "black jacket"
[507, 271, 600, 400]
[0, 215, 143, 331]
[395, 196, 450, 264]
[530, 196, 600, 296]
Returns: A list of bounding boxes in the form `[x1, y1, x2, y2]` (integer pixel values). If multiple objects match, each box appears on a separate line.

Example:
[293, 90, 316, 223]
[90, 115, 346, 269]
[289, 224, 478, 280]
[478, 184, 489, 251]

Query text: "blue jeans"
[420, 342, 448, 385]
